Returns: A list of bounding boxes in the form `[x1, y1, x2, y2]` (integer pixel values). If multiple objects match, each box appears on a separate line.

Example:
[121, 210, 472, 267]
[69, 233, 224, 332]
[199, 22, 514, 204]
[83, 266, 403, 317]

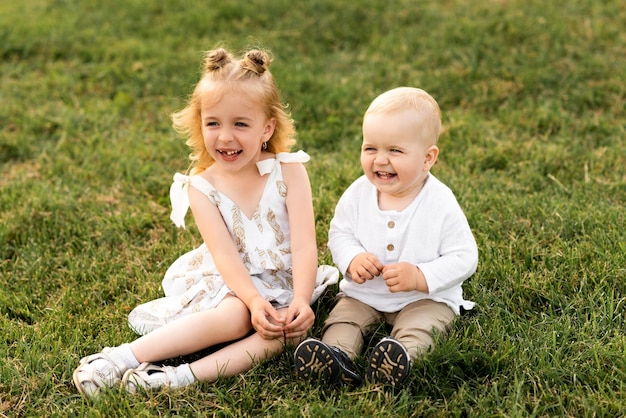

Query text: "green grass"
[1, 0, 625, 416]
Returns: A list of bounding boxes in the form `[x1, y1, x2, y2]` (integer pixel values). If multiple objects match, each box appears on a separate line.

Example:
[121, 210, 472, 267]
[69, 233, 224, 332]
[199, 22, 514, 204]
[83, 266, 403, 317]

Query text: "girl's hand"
[249, 297, 286, 340]
[347, 253, 384, 284]
[282, 297, 314, 339]
[381, 262, 428, 293]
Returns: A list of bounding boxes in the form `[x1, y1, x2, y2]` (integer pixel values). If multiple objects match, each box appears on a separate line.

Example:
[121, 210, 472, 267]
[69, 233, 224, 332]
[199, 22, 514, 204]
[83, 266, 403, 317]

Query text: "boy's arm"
[417, 210, 478, 294]
[327, 182, 372, 279]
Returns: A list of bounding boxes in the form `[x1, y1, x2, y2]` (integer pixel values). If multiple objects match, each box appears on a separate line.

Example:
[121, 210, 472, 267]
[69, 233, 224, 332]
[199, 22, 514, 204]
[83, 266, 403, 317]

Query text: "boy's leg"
[294, 296, 380, 386]
[367, 299, 455, 386]
[321, 295, 381, 359]
[389, 299, 456, 360]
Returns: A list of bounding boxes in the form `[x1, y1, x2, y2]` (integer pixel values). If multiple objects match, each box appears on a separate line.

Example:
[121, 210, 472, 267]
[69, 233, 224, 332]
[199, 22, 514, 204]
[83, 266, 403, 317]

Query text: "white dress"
[128, 151, 339, 335]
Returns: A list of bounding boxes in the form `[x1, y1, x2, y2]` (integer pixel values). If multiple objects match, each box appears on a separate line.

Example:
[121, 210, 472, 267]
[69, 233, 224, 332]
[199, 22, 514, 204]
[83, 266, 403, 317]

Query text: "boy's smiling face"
[360, 108, 439, 209]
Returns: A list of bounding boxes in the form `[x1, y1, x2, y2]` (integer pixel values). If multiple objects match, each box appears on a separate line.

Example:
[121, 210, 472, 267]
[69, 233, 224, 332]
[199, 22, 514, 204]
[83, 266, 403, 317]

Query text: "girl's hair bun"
[204, 48, 233, 72]
[242, 49, 271, 75]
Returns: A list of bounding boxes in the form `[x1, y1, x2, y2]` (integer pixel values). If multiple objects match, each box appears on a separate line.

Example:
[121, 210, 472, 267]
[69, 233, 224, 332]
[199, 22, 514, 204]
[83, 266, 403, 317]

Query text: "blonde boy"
[295, 87, 478, 386]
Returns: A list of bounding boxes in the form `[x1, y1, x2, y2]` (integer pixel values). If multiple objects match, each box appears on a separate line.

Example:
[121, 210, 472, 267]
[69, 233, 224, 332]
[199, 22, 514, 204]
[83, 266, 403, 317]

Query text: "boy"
[295, 87, 478, 386]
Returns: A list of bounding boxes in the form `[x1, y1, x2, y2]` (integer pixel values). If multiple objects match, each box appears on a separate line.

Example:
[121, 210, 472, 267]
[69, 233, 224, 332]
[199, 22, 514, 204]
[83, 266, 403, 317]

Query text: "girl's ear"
[263, 118, 277, 141]
[424, 145, 439, 170]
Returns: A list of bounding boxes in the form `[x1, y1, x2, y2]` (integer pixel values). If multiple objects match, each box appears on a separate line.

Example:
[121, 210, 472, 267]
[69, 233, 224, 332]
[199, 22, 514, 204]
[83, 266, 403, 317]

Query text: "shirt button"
[387, 221, 395, 228]
[386, 244, 394, 251]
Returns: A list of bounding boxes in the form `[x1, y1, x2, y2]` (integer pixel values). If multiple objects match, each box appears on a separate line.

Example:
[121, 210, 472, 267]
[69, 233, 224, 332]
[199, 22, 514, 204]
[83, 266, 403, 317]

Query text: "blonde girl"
[73, 47, 337, 397]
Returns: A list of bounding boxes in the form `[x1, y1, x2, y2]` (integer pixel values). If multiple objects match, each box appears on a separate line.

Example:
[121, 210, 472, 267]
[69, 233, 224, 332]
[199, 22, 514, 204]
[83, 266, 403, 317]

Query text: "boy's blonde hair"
[365, 87, 442, 144]
[172, 48, 296, 174]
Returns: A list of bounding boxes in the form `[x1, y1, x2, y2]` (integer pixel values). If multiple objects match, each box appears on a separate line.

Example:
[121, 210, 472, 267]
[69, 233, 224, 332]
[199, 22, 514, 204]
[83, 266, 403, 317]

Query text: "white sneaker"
[73, 347, 127, 398]
[122, 363, 185, 393]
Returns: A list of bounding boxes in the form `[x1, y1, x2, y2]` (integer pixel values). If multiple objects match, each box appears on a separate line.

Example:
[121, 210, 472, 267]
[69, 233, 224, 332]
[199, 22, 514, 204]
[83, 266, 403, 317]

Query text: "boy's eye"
[235, 122, 248, 127]
[390, 148, 402, 153]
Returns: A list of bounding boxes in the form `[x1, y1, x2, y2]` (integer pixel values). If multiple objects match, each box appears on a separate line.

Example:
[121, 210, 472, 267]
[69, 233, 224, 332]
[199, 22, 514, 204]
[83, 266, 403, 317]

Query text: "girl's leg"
[189, 329, 286, 382]
[130, 295, 252, 363]
[133, 306, 293, 383]
[75, 296, 253, 397]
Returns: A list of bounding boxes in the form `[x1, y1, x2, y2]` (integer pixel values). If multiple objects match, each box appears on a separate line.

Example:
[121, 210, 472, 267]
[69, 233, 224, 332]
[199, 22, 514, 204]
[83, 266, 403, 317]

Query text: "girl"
[73, 47, 338, 397]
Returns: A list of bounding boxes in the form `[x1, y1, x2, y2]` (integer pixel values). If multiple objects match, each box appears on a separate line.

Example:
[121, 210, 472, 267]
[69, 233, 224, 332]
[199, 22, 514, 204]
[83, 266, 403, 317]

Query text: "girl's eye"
[390, 149, 402, 153]
[206, 121, 218, 127]
[235, 122, 248, 127]
[363, 147, 376, 152]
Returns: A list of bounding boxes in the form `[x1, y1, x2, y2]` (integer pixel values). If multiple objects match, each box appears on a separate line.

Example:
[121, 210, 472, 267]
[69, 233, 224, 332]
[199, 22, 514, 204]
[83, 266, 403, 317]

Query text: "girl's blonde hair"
[365, 87, 442, 144]
[172, 48, 296, 174]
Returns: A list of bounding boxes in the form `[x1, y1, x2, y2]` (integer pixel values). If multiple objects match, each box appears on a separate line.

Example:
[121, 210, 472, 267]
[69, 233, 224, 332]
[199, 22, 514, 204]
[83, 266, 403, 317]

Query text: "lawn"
[1, 0, 625, 416]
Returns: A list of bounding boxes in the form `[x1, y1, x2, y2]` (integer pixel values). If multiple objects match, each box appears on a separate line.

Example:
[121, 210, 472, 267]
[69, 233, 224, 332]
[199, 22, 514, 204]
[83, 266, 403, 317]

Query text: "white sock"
[112, 343, 140, 370]
[174, 364, 196, 387]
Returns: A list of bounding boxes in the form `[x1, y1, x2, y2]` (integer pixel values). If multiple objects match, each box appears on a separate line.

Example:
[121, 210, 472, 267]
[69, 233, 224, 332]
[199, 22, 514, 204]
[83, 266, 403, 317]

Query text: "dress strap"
[256, 150, 310, 175]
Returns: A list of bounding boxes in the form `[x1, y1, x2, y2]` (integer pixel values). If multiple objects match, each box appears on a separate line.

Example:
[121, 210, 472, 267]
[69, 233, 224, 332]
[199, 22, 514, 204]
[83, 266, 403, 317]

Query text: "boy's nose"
[373, 153, 389, 164]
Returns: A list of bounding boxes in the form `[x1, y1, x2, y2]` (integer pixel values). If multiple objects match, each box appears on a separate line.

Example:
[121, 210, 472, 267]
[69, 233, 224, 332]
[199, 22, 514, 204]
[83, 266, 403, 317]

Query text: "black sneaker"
[294, 338, 362, 386]
[366, 337, 411, 386]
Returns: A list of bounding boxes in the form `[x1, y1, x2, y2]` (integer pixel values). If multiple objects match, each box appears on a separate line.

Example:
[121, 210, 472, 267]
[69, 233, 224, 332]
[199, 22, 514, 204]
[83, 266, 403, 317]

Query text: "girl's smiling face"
[360, 108, 439, 209]
[200, 91, 275, 173]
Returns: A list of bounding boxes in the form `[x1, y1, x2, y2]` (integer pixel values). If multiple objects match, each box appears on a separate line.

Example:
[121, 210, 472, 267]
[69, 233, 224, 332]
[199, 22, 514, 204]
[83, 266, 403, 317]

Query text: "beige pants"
[321, 295, 456, 361]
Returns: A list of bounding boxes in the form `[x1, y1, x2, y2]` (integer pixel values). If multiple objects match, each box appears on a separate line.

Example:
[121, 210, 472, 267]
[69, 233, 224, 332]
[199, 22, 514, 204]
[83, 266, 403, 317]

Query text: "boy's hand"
[382, 262, 428, 293]
[347, 253, 384, 284]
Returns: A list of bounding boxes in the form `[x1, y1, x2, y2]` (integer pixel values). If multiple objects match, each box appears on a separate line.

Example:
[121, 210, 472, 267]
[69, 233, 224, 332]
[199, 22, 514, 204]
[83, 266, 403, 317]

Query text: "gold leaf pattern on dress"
[192, 295, 206, 313]
[253, 209, 263, 233]
[232, 207, 252, 266]
[209, 190, 221, 206]
[257, 248, 267, 269]
[188, 252, 204, 270]
[267, 209, 284, 245]
[202, 275, 217, 293]
[267, 249, 285, 271]
[232, 206, 246, 253]
[277, 180, 287, 198]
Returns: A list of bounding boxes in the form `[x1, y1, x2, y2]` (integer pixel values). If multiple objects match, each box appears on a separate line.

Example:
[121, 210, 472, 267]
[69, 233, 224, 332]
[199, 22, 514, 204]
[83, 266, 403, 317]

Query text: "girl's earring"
[262, 141, 268, 150]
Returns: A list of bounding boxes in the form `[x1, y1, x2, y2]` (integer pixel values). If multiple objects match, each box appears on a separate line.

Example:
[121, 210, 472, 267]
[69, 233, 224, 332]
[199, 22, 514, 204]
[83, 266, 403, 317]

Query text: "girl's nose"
[218, 127, 234, 142]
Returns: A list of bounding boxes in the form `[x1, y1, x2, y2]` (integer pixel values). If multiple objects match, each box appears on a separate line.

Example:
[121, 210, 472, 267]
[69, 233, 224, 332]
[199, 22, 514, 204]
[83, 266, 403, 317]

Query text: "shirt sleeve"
[416, 195, 478, 294]
[327, 178, 369, 278]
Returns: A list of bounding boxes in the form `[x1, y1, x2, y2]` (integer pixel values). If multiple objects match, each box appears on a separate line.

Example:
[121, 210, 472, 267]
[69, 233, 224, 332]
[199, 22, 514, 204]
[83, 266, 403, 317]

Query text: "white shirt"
[328, 173, 478, 314]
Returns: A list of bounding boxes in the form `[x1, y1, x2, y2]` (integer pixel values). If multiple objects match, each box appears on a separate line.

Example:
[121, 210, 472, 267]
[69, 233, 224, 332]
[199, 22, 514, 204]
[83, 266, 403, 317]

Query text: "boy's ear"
[424, 145, 439, 170]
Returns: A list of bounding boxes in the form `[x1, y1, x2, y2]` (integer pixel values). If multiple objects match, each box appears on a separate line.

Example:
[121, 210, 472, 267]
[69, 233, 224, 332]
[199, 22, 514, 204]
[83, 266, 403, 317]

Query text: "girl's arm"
[188, 184, 285, 339]
[281, 162, 318, 337]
